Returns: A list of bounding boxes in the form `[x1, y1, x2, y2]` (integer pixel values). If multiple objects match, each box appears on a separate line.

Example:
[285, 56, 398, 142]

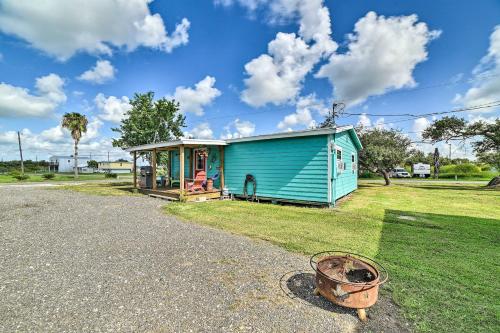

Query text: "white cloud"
[214, 0, 266, 12]
[221, 118, 256, 139]
[316, 12, 440, 107]
[277, 94, 327, 130]
[94, 93, 132, 124]
[412, 117, 430, 138]
[184, 123, 214, 139]
[78, 60, 116, 84]
[467, 113, 498, 124]
[169, 76, 221, 116]
[454, 25, 500, 111]
[0, 116, 132, 161]
[240, 0, 336, 107]
[0, 0, 190, 60]
[357, 113, 371, 128]
[0, 73, 66, 117]
[374, 117, 386, 130]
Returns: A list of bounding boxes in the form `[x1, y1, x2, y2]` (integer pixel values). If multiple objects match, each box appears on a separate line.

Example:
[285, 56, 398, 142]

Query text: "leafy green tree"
[87, 160, 98, 169]
[423, 116, 499, 185]
[112, 92, 186, 163]
[357, 127, 413, 185]
[61, 112, 88, 178]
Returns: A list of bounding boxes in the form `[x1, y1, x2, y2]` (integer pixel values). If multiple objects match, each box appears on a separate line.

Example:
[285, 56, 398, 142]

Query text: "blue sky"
[0, 0, 499, 161]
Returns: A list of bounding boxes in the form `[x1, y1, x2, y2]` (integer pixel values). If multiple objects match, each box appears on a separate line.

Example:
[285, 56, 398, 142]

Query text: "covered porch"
[127, 139, 227, 201]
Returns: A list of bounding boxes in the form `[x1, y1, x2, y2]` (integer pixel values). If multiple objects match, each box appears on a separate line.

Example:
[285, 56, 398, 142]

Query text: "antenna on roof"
[319, 101, 345, 128]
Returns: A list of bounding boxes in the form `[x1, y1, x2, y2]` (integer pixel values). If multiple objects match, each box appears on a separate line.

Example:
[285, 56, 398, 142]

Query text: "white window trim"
[336, 146, 344, 174]
[352, 153, 357, 174]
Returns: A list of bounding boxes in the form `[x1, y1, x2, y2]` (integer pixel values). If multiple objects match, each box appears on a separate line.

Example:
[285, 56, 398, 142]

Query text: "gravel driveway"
[0, 186, 392, 332]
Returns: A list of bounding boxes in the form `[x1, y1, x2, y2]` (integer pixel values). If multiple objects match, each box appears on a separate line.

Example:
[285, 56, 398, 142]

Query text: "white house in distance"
[48, 155, 92, 173]
[97, 161, 133, 174]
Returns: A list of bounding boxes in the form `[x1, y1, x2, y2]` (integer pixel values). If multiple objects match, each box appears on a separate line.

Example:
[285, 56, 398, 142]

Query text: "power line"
[343, 100, 500, 118]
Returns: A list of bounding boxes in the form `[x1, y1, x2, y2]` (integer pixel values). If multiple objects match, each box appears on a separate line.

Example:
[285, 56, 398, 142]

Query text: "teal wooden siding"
[207, 147, 221, 188]
[170, 148, 191, 179]
[170, 147, 221, 187]
[225, 135, 329, 203]
[332, 131, 358, 200]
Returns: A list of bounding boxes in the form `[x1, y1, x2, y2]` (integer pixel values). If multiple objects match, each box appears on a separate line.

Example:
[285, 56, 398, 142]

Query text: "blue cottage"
[126, 126, 362, 206]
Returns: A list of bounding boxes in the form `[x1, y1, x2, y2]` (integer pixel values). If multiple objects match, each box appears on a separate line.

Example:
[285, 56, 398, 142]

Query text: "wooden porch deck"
[138, 186, 221, 202]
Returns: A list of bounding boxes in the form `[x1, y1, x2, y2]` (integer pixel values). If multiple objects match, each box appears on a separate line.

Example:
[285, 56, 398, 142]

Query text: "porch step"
[148, 194, 179, 201]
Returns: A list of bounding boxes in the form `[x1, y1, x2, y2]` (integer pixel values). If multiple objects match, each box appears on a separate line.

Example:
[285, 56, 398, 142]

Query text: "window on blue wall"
[336, 148, 344, 174]
[352, 154, 357, 174]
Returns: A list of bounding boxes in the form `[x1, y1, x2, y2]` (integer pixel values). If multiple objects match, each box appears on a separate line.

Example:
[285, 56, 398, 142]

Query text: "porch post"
[219, 146, 225, 191]
[133, 151, 137, 188]
[179, 145, 185, 194]
[152, 149, 157, 190]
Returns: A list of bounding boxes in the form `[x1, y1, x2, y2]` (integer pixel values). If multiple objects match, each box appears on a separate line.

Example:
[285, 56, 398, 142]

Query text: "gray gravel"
[0, 187, 362, 332]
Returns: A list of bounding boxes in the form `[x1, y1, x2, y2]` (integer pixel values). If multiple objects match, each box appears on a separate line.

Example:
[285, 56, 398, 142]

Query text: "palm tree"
[61, 112, 88, 178]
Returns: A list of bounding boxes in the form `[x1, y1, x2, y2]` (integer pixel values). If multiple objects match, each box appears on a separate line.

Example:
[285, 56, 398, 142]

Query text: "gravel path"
[0, 187, 365, 332]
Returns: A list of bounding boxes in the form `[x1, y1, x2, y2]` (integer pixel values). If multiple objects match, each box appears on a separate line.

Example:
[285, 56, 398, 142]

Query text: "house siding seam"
[333, 131, 358, 200]
[225, 135, 329, 203]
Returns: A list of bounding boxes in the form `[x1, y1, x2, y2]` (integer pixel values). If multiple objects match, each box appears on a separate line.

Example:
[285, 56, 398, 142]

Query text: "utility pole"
[107, 151, 110, 163]
[320, 101, 345, 128]
[448, 143, 452, 160]
[17, 131, 24, 175]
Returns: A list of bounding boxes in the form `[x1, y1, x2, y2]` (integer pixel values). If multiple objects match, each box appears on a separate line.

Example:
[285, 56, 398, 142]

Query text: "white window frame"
[352, 153, 357, 174]
[336, 146, 344, 174]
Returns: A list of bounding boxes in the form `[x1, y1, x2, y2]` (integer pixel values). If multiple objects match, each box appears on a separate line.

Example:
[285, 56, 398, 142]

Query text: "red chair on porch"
[185, 171, 206, 192]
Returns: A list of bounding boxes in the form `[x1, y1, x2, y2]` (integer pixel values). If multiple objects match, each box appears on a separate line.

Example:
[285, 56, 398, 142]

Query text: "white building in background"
[48, 155, 92, 173]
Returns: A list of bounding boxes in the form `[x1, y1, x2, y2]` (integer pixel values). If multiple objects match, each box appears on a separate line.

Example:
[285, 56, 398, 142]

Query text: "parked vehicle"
[412, 163, 431, 178]
[390, 167, 411, 178]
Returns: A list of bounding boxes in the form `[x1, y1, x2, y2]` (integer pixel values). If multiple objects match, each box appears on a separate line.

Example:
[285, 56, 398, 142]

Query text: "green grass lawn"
[0, 173, 132, 183]
[165, 182, 500, 332]
[54, 182, 138, 196]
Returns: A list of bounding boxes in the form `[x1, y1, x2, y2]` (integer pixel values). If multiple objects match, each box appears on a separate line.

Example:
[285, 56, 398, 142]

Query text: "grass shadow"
[375, 209, 500, 332]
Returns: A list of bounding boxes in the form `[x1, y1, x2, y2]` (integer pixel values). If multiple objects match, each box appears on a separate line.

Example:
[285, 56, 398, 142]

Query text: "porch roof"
[125, 139, 227, 152]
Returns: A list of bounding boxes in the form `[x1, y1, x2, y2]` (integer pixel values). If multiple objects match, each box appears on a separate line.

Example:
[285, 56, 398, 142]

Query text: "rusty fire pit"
[310, 251, 388, 321]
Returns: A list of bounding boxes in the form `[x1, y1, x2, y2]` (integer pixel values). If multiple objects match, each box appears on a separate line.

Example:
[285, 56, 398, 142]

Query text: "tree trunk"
[74, 139, 78, 179]
[381, 170, 391, 186]
[487, 176, 500, 187]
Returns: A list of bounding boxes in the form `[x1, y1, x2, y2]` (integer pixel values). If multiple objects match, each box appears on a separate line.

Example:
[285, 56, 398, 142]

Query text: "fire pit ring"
[310, 251, 388, 321]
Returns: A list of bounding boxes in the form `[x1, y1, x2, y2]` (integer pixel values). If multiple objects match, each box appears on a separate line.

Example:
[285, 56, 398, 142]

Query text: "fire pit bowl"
[310, 251, 388, 321]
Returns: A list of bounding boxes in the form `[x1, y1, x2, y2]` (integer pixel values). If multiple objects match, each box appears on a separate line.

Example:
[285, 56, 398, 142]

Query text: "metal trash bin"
[139, 166, 153, 189]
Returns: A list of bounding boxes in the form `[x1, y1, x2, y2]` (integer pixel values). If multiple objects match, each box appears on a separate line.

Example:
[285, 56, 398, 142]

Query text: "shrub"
[454, 163, 481, 174]
[479, 164, 491, 172]
[14, 174, 30, 181]
[105, 173, 118, 178]
[440, 163, 481, 174]
[8, 170, 20, 177]
[42, 173, 56, 180]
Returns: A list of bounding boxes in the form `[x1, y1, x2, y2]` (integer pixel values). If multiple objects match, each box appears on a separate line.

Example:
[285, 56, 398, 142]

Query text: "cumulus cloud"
[78, 60, 116, 84]
[184, 123, 214, 139]
[0, 117, 125, 161]
[94, 93, 132, 124]
[169, 76, 221, 116]
[277, 94, 327, 130]
[0, 0, 190, 60]
[221, 118, 256, 139]
[0, 73, 66, 117]
[412, 117, 430, 135]
[357, 113, 371, 128]
[239, 0, 336, 107]
[453, 25, 500, 111]
[316, 11, 440, 107]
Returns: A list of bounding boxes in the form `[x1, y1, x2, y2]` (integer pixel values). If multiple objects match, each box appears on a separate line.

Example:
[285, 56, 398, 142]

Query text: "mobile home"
[126, 126, 362, 206]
